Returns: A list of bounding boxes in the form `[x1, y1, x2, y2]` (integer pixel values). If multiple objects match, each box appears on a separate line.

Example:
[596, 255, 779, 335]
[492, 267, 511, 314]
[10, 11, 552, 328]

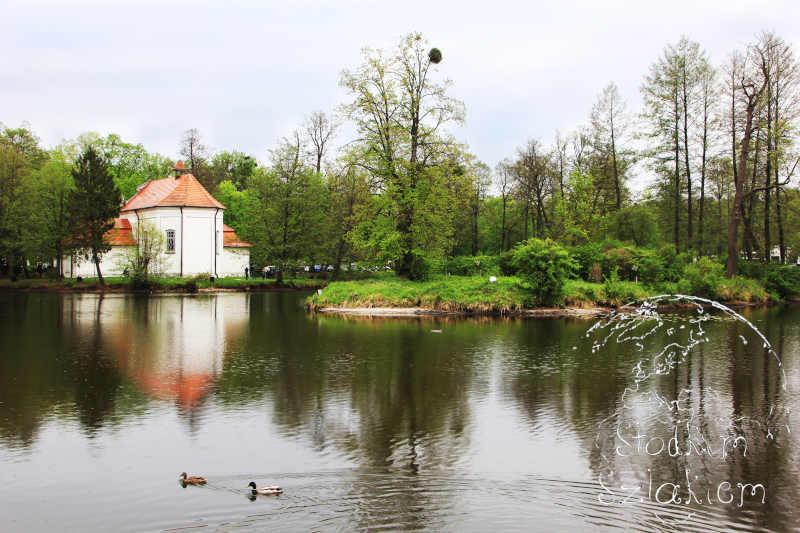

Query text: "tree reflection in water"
[0, 292, 798, 531]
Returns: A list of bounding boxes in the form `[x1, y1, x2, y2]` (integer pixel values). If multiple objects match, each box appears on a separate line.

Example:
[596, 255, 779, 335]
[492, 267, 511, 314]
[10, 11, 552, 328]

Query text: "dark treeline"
[1, 32, 798, 282]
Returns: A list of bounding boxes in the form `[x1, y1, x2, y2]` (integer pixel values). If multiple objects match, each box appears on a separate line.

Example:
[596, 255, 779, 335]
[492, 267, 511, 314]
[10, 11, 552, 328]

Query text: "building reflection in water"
[81, 295, 249, 416]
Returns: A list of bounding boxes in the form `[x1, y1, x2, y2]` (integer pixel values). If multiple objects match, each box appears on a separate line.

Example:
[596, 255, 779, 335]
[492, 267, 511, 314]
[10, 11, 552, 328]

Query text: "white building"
[62, 161, 251, 278]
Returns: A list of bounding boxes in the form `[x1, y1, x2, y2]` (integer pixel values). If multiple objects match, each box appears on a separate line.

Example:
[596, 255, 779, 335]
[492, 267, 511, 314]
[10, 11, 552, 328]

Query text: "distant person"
[244, 266, 249, 279]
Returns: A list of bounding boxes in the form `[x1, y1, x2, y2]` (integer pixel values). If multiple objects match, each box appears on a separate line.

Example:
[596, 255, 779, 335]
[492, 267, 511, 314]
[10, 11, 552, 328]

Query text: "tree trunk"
[610, 104, 621, 210]
[763, 86, 772, 263]
[673, 81, 681, 252]
[500, 193, 507, 252]
[682, 64, 693, 249]
[726, 90, 761, 278]
[93, 249, 104, 285]
[744, 133, 760, 260]
[471, 192, 479, 255]
[698, 109, 708, 254]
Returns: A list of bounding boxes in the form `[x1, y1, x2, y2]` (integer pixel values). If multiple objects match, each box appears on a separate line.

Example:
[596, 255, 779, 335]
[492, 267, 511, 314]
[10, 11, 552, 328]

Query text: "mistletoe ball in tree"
[428, 48, 443, 64]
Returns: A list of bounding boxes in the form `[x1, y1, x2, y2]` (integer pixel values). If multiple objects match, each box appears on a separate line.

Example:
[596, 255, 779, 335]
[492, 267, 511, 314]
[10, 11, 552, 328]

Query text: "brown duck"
[179, 472, 207, 486]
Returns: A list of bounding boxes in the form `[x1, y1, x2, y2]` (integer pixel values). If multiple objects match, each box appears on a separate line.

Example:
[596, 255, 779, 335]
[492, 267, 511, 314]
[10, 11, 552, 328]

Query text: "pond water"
[0, 292, 798, 532]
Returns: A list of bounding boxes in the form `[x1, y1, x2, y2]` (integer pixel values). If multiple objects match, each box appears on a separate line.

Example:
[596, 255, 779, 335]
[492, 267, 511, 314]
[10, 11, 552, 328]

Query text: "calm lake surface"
[1, 292, 798, 532]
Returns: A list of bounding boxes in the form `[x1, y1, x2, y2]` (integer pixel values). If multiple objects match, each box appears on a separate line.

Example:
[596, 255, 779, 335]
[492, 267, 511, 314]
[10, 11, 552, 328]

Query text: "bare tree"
[304, 111, 338, 174]
[179, 128, 208, 173]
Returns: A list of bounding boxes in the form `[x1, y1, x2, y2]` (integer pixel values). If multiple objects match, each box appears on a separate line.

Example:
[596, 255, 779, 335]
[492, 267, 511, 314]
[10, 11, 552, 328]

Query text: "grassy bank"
[0, 276, 326, 293]
[309, 275, 656, 313]
[309, 274, 772, 314]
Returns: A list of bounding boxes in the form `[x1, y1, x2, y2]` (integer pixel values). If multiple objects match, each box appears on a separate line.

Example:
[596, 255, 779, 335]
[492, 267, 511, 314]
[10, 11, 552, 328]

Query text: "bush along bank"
[310, 239, 783, 315]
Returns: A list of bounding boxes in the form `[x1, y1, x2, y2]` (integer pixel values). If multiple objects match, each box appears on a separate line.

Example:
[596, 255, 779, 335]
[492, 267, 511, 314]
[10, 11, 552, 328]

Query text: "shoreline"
[313, 306, 611, 318]
[0, 279, 325, 294]
[310, 298, 781, 319]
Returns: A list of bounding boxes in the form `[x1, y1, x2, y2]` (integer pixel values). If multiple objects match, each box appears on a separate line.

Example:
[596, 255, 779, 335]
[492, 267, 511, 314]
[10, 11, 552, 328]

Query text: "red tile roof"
[223, 224, 252, 248]
[105, 218, 136, 246]
[121, 171, 225, 212]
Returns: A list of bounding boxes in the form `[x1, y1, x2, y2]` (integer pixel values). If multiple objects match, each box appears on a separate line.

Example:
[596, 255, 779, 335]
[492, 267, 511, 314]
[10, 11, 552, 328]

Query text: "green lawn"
[308, 275, 657, 312]
[309, 274, 770, 313]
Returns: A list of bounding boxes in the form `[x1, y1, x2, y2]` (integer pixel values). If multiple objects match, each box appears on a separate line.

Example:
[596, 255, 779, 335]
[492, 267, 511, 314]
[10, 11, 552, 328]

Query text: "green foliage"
[498, 250, 517, 276]
[602, 269, 646, 305]
[340, 32, 465, 277]
[407, 252, 431, 281]
[239, 139, 330, 271]
[569, 242, 604, 281]
[564, 278, 649, 307]
[120, 222, 166, 284]
[210, 151, 257, 192]
[442, 255, 500, 276]
[64, 133, 172, 199]
[511, 238, 575, 306]
[676, 257, 724, 298]
[608, 205, 660, 246]
[68, 147, 121, 282]
[551, 171, 607, 245]
[309, 275, 528, 313]
[737, 262, 800, 298]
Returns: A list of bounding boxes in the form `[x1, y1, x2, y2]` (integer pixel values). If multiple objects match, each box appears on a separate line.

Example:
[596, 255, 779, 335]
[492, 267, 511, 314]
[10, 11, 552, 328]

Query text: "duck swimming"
[248, 481, 283, 495]
[179, 472, 207, 485]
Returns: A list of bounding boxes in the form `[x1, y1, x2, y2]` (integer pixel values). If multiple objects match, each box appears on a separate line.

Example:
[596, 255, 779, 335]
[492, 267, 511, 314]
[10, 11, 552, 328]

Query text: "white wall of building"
[63, 207, 249, 278]
[221, 248, 250, 277]
[63, 246, 133, 278]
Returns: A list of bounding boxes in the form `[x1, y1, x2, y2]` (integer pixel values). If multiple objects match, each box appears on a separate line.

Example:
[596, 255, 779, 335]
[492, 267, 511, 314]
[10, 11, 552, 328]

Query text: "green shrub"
[569, 242, 604, 281]
[408, 252, 431, 281]
[512, 238, 576, 306]
[738, 262, 800, 298]
[498, 250, 517, 276]
[603, 269, 627, 303]
[443, 255, 500, 276]
[715, 276, 768, 303]
[678, 257, 725, 298]
[655, 245, 693, 282]
[130, 271, 151, 291]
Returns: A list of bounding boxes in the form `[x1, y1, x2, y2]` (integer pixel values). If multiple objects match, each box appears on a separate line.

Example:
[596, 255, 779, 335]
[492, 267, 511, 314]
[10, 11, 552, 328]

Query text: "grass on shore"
[0, 275, 326, 292]
[309, 274, 771, 313]
[309, 275, 655, 313]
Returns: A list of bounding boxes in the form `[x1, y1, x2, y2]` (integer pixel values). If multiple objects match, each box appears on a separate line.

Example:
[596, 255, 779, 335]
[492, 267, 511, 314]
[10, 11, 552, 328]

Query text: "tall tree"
[642, 43, 683, 251]
[68, 147, 121, 284]
[245, 132, 329, 281]
[589, 82, 629, 210]
[340, 33, 464, 278]
[469, 161, 492, 255]
[17, 152, 74, 275]
[725, 44, 769, 277]
[696, 61, 717, 254]
[494, 160, 514, 252]
[511, 139, 554, 239]
[0, 126, 45, 279]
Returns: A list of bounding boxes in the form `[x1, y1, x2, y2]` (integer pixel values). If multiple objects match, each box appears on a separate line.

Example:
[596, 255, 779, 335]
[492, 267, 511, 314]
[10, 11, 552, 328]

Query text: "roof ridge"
[121, 172, 224, 211]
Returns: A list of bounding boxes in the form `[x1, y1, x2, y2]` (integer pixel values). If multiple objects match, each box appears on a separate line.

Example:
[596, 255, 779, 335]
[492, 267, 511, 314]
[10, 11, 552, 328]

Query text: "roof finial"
[173, 160, 186, 178]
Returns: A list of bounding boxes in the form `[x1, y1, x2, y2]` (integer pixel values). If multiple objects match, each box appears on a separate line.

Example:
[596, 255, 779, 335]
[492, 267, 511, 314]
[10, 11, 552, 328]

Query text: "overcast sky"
[3, 0, 799, 173]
